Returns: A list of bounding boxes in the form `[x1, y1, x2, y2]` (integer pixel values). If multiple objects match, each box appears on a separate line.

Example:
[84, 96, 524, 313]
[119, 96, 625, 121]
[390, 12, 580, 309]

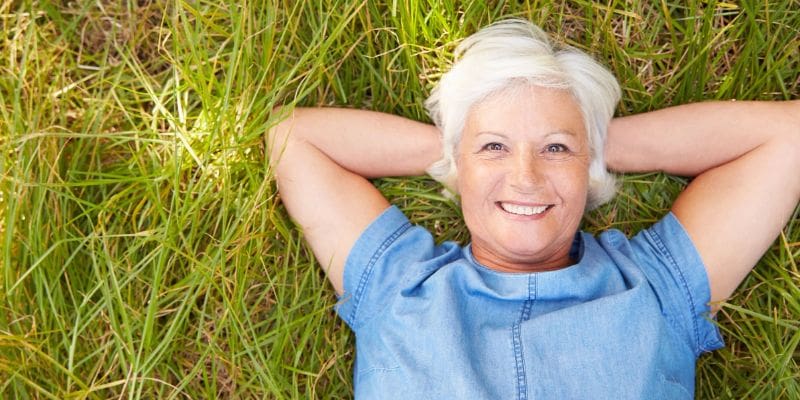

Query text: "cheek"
[558, 164, 590, 205]
[457, 162, 500, 221]
[455, 157, 479, 195]
[456, 166, 479, 213]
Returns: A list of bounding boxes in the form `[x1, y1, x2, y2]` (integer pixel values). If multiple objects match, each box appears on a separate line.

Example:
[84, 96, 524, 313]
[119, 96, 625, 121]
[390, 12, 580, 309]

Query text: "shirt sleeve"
[630, 212, 725, 356]
[335, 205, 442, 330]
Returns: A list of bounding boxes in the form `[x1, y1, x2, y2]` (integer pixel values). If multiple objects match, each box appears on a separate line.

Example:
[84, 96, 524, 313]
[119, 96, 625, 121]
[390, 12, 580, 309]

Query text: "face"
[456, 85, 590, 272]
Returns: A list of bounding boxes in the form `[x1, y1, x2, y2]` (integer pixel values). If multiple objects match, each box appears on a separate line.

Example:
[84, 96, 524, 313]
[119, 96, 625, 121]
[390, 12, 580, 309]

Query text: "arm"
[267, 107, 441, 294]
[606, 100, 800, 304]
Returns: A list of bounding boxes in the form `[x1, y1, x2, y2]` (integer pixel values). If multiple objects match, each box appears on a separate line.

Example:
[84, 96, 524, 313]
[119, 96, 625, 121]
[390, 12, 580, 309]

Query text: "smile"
[498, 202, 551, 216]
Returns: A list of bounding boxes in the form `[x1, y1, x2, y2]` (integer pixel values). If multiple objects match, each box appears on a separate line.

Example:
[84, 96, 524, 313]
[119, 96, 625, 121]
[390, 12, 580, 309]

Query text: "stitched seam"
[347, 222, 411, 328]
[358, 365, 401, 379]
[513, 275, 536, 400]
[659, 373, 692, 398]
[646, 228, 701, 356]
[512, 307, 529, 400]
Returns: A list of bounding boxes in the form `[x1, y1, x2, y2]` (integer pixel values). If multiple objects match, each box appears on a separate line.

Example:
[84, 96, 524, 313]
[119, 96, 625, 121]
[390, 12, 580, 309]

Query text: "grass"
[0, 0, 798, 398]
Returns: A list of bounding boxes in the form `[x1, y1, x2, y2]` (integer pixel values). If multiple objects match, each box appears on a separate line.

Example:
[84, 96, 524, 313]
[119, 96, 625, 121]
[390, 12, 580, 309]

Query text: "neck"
[470, 241, 575, 273]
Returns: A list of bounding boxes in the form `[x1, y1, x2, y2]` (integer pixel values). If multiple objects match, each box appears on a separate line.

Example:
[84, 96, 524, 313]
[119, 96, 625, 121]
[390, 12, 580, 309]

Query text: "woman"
[267, 19, 799, 399]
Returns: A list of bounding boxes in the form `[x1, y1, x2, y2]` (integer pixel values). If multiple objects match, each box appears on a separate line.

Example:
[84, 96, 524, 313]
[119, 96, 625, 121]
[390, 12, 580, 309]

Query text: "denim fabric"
[336, 206, 724, 399]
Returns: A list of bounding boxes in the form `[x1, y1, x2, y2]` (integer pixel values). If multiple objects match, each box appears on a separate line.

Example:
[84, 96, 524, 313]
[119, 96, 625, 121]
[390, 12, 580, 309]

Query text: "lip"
[495, 201, 554, 220]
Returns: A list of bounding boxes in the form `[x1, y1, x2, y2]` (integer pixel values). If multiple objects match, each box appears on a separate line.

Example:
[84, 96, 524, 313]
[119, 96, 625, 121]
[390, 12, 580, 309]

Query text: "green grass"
[1, 0, 798, 398]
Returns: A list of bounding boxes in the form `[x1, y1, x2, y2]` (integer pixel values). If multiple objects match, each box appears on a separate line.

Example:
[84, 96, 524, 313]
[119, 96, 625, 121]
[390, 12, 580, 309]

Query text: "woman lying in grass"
[267, 19, 800, 399]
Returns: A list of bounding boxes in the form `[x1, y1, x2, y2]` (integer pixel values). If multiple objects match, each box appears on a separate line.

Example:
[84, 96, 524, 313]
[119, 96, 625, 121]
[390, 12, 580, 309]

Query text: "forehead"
[465, 85, 585, 139]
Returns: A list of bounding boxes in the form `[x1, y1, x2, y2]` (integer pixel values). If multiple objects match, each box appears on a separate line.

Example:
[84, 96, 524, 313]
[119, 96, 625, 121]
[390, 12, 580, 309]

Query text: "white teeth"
[500, 202, 548, 216]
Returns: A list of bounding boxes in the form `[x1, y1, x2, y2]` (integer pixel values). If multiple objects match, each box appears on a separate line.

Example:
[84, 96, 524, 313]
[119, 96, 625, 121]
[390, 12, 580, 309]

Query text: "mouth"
[497, 201, 553, 216]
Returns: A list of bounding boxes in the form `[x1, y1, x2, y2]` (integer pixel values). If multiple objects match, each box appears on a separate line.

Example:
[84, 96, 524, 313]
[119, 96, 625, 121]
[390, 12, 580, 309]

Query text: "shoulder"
[592, 213, 724, 355]
[589, 213, 703, 268]
[337, 206, 463, 328]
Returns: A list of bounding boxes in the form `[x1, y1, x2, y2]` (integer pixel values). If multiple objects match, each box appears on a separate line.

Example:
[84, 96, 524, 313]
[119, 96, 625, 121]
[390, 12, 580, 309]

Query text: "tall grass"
[1, 0, 798, 398]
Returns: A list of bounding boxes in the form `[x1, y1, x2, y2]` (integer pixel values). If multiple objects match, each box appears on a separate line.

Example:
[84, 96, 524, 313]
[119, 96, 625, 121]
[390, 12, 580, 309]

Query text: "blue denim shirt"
[337, 206, 724, 399]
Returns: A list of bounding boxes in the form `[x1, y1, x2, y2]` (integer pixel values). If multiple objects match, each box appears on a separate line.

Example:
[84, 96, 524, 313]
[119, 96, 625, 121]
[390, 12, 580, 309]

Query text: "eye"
[482, 142, 505, 152]
[545, 143, 568, 153]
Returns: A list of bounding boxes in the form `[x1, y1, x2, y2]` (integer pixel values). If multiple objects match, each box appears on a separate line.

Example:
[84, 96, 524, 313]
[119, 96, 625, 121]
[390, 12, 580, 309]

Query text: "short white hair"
[425, 19, 620, 210]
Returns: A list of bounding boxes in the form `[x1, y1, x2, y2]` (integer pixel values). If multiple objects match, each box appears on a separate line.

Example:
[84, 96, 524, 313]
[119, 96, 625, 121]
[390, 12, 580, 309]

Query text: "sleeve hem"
[335, 205, 411, 328]
[645, 212, 725, 355]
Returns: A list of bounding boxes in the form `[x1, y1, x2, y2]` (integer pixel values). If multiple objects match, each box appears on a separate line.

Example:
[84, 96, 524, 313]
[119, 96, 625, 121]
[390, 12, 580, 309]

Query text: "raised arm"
[606, 100, 800, 304]
[267, 107, 440, 294]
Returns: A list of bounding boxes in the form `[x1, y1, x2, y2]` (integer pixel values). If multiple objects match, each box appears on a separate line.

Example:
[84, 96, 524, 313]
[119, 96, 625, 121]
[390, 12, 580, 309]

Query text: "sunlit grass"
[1, 0, 798, 398]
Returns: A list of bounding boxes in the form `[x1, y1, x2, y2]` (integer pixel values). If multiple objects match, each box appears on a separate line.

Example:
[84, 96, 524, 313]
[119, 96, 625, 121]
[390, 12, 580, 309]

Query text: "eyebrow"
[545, 130, 578, 138]
[474, 130, 578, 139]
[475, 131, 509, 139]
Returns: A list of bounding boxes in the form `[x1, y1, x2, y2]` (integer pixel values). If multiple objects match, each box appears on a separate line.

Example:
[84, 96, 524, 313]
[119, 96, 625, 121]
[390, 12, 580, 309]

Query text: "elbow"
[787, 132, 800, 195]
[791, 100, 800, 150]
[780, 100, 800, 163]
[773, 104, 800, 199]
[266, 106, 301, 168]
[789, 137, 800, 202]
[767, 100, 800, 161]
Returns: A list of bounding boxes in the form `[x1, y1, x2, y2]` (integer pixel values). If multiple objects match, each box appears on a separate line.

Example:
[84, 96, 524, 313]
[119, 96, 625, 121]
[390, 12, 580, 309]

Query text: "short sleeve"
[630, 212, 725, 356]
[335, 205, 449, 330]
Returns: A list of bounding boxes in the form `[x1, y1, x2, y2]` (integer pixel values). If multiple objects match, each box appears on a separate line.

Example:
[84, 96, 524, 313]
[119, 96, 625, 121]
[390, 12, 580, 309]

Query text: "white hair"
[425, 19, 620, 210]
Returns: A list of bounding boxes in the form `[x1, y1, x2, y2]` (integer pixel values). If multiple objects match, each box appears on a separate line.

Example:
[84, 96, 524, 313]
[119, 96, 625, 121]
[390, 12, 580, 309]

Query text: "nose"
[509, 151, 544, 192]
